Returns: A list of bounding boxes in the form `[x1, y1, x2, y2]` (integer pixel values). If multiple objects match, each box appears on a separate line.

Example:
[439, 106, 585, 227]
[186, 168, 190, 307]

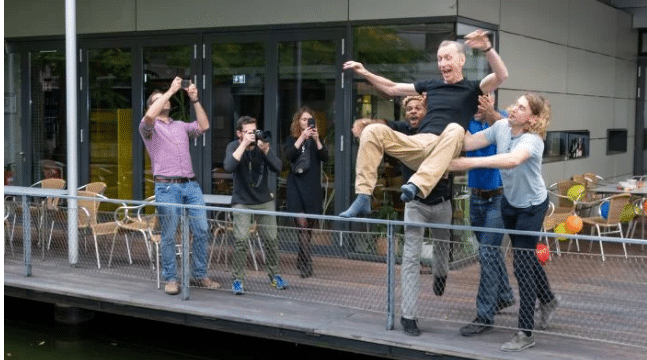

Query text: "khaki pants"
[355, 123, 464, 198]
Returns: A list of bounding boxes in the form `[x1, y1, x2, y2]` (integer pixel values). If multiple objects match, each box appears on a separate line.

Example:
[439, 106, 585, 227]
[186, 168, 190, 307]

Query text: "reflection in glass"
[211, 42, 265, 195]
[88, 48, 133, 202]
[4, 52, 21, 185]
[31, 50, 67, 184]
[278, 40, 337, 216]
[142, 45, 193, 198]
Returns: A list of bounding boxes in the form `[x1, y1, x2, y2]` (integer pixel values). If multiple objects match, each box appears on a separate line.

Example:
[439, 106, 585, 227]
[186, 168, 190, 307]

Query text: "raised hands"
[464, 29, 492, 52]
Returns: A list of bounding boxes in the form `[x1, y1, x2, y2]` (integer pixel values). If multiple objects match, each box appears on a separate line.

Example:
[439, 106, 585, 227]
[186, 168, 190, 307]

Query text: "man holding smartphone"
[140, 76, 220, 295]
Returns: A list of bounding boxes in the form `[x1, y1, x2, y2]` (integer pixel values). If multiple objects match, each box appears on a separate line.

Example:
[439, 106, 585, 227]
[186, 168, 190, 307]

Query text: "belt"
[424, 195, 451, 206]
[154, 177, 196, 184]
[472, 187, 503, 199]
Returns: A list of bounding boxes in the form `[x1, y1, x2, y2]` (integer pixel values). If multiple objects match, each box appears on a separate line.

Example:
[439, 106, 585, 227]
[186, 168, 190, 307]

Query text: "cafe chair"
[4, 199, 17, 256]
[112, 196, 158, 272]
[78, 182, 107, 195]
[580, 193, 631, 261]
[542, 199, 577, 256]
[76, 190, 121, 269]
[30, 178, 66, 253]
[627, 198, 647, 253]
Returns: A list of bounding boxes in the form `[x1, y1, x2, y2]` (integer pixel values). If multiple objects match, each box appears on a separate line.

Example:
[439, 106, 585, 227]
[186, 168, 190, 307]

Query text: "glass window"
[31, 50, 67, 184]
[88, 48, 133, 201]
[4, 52, 21, 186]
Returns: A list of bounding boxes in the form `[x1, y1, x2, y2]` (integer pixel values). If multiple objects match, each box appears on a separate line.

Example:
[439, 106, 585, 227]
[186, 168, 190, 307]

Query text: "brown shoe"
[164, 281, 180, 295]
[191, 277, 221, 290]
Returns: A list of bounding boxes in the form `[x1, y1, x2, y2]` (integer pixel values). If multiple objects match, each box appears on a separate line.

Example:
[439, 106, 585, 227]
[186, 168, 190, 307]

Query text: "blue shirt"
[466, 116, 503, 191]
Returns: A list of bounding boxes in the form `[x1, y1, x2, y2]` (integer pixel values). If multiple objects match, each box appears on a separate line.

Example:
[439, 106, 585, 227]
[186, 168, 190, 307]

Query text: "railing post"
[22, 195, 32, 277]
[181, 206, 190, 300]
[386, 220, 395, 330]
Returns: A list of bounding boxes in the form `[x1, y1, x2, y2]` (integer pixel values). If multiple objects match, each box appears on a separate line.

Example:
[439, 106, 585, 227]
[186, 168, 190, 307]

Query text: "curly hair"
[289, 106, 315, 139]
[514, 92, 551, 139]
[401, 94, 426, 109]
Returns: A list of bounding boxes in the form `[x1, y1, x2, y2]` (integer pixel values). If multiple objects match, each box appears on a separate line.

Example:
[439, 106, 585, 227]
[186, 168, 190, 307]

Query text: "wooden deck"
[5, 239, 647, 360]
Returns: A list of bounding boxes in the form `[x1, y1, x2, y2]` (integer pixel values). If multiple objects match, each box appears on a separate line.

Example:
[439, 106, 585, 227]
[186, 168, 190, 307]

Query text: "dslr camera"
[254, 129, 271, 142]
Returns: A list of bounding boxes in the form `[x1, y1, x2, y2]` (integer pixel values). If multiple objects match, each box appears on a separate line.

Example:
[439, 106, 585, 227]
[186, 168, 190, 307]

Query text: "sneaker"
[496, 298, 516, 314]
[400, 317, 421, 336]
[232, 279, 245, 295]
[433, 275, 446, 296]
[538, 296, 559, 330]
[501, 331, 535, 352]
[164, 281, 180, 295]
[191, 277, 221, 290]
[270, 274, 288, 290]
[460, 318, 493, 337]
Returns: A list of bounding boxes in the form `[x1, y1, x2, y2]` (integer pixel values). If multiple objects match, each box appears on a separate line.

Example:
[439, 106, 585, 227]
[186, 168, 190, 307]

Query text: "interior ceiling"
[598, 0, 647, 28]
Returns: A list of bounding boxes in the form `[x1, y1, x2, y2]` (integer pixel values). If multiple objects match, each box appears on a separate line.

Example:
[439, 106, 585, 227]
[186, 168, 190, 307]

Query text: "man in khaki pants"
[340, 29, 508, 218]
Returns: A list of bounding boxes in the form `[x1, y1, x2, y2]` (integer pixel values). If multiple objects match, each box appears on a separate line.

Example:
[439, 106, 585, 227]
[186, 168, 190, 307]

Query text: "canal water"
[4, 297, 379, 360]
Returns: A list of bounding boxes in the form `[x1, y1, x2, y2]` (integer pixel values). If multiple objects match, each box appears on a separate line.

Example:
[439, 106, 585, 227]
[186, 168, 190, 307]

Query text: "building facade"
[4, 0, 642, 215]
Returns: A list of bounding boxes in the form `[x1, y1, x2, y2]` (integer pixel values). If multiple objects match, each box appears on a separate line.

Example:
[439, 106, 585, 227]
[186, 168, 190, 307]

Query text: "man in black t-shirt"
[340, 29, 508, 218]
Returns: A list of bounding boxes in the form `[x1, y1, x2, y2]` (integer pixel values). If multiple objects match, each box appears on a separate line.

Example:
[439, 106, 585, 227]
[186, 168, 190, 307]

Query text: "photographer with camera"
[140, 76, 220, 295]
[224, 115, 286, 295]
[284, 107, 328, 278]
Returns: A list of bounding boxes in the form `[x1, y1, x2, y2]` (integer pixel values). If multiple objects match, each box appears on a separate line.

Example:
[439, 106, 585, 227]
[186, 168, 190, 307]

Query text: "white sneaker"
[501, 331, 535, 352]
[538, 296, 559, 330]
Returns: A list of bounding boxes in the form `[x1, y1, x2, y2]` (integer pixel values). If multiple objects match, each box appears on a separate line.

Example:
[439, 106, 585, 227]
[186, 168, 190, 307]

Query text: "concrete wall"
[495, 0, 638, 185]
[4, 0, 639, 184]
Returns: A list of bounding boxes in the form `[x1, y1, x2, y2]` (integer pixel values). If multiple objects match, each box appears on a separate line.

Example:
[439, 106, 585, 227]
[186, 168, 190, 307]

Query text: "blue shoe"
[339, 194, 372, 218]
[232, 279, 245, 295]
[270, 275, 288, 290]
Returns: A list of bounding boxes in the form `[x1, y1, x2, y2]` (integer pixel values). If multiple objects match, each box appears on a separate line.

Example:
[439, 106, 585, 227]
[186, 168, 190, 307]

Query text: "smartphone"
[308, 118, 316, 128]
[181, 79, 191, 88]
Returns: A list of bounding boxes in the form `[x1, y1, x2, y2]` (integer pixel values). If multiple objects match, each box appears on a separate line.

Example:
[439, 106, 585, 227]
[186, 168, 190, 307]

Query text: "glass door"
[142, 42, 196, 198]
[276, 38, 339, 216]
[30, 49, 67, 185]
[86, 47, 133, 201]
[208, 40, 265, 195]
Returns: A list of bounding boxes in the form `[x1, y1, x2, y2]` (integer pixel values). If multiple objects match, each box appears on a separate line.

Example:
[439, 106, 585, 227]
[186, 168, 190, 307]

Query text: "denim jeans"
[155, 181, 209, 282]
[501, 196, 555, 332]
[470, 194, 514, 323]
[401, 199, 452, 319]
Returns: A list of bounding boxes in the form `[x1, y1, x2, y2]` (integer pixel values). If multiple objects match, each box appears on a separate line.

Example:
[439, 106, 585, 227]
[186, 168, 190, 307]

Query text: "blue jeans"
[155, 181, 209, 282]
[470, 194, 514, 323]
[501, 196, 555, 332]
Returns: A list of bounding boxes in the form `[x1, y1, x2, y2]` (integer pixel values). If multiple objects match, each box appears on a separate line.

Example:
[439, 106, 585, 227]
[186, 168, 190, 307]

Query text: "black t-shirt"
[414, 79, 482, 135]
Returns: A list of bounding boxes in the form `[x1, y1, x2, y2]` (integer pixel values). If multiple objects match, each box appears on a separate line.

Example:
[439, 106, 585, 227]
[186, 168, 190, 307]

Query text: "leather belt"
[426, 195, 450, 206]
[472, 187, 503, 199]
[154, 176, 196, 184]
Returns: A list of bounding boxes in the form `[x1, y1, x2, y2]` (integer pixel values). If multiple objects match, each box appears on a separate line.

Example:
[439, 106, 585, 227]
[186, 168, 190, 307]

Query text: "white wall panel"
[616, 11, 638, 61]
[568, 0, 616, 55]
[566, 48, 615, 97]
[77, 0, 136, 34]
[499, 0, 568, 45]
[349, 0, 456, 20]
[613, 99, 636, 135]
[499, 32, 567, 93]
[614, 58, 638, 99]
[136, 0, 348, 31]
[5, 0, 65, 37]
[457, 0, 500, 25]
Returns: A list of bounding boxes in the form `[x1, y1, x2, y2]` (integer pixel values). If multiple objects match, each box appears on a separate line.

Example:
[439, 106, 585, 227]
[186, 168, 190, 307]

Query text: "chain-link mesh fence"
[4, 189, 647, 349]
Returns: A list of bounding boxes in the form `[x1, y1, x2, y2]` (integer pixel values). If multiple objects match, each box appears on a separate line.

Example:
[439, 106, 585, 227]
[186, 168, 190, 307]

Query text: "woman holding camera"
[284, 107, 329, 278]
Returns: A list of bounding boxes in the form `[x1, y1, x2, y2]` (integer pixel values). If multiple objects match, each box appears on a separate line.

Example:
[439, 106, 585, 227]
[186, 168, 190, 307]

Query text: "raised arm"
[464, 29, 508, 94]
[143, 77, 181, 126]
[186, 83, 209, 132]
[343, 61, 418, 97]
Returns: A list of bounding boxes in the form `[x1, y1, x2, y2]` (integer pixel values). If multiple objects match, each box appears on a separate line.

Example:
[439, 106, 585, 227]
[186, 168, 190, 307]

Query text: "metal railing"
[4, 186, 647, 349]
